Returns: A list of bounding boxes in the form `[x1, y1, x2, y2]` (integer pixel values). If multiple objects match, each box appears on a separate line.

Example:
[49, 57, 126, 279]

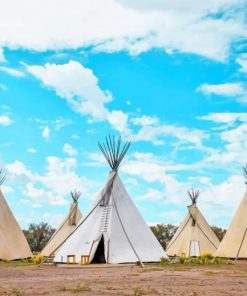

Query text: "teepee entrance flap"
[189, 240, 200, 257]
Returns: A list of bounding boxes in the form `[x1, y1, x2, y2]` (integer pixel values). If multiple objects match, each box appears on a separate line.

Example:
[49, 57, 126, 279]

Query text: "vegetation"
[211, 225, 227, 241]
[58, 284, 91, 293]
[23, 222, 55, 252]
[160, 253, 232, 265]
[32, 254, 44, 265]
[150, 224, 178, 249]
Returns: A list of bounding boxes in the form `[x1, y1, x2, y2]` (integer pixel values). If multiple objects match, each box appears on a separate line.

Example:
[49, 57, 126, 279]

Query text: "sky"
[0, 0, 247, 229]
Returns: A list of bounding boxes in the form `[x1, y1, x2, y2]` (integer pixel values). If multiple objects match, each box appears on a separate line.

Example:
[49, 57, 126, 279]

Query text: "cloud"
[5, 156, 92, 206]
[26, 60, 112, 121]
[131, 115, 159, 126]
[0, 0, 246, 61]
[27, 148, 37, 153]
[236, 53, 247, 73]
[0, 115, 13, 126]
[63, 143, 78, 156]
[0, 48, 5, 62]
[130, 123, 208, 148]
[107, 110, 130, 134]
[198, 112, 247, 125]
[42, 126, 50, 140]
[0, 66, 25, 77]
[196, 82, 245, 96]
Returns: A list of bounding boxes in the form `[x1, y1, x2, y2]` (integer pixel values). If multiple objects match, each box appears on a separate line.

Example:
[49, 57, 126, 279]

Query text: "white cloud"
[1, 185, 13, 194]
[72, 133, 79, 140]
[198, 112, 247, 125]
[130, 123, 208, 148]
[6, 160, 34, 182]
[6, 156, 92, 206]
[0, 66, 25, 77]
[0, 48, 5, 62]
[136, 188, 164, 202]
[236, 53, 247, 73]
[0, 0, 246, 61]
[63, 143, 78, 157]
[107, 110, 129, 133]
[42, 125, 50, 140]
[131, 115, 159, 126]
[26, 61, 112, 121]
[27, 148, 37, 153]
[196, 82, 245, 96]
[0, 115, 13, 126]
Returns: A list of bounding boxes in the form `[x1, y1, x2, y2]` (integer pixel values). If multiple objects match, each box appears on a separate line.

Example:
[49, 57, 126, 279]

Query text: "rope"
[40, 172, 117, 266]
[111, 189, 145, 267]
[235, 227, 247, 260]
[166, 215, 190, 251]
[166, 209, 218, 252]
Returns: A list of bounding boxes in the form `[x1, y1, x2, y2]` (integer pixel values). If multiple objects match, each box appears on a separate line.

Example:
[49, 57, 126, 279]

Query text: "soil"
[0, 262, 247, 295]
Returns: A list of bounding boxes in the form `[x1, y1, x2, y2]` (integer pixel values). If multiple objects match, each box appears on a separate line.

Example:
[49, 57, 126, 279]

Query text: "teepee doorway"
[189, 240, 200, 257]
[91, 236, 106, 263]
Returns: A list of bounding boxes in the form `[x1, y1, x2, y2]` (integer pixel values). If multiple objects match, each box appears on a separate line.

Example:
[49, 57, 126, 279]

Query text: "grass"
[132, 287, 144, 296]
[0, 288, 24, 296]
[160, 254, 232, 266]
[0, 260, 34, 268]
[58, 284, 91, 293]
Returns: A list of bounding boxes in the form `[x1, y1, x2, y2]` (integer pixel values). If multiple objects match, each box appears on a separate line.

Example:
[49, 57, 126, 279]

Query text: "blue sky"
[0, 0, 247, 229]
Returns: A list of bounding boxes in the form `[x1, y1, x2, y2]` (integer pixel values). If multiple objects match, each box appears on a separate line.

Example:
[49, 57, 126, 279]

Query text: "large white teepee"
[166, 189, 220, 257]
[54, 136, 167, 265]
[41, 191, 83, 257]
[0, 169, 32, 260]
[216, 166, 247, 259]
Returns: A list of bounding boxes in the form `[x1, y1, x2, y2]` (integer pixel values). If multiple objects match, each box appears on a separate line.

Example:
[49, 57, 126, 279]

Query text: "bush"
[201, 253, 213, 260]
[160, 257, 170, 265]
[32, 254, 44, 265]
[179, 256, 186, 264]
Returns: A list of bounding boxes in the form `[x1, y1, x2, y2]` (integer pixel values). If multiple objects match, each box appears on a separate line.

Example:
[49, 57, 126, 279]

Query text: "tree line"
[23, 222, 226, 252]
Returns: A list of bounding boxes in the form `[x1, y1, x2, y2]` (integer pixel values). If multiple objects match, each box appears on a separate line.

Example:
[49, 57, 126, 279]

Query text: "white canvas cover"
[41, 202, 82, 257]
[54, 171, 167, 264]
[216, 191, 247, 258]
[166, 204, 220, 257]
[0, 190, 32, 260]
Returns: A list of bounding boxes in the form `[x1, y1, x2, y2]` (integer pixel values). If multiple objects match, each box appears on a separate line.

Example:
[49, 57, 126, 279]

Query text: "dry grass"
[58, 284, 91, 293]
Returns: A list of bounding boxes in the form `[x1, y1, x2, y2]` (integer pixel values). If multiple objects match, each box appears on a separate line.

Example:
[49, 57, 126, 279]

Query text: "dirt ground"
[0, 262, 247, 296]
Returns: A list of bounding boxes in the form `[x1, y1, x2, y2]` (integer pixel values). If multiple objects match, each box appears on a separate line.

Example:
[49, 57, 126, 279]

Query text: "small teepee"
[54, 136, 167, 265]
[166, 189, 220, 257]
[216, 165, 247, 259]
[41, 190, 83, 257]
[0, 169, 32, 260]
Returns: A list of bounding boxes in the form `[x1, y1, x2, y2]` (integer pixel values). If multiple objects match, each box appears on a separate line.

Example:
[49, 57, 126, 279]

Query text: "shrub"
[32, 254, 44, 265]
[160, 257, 170, 265]
[179, 256, 186, 264]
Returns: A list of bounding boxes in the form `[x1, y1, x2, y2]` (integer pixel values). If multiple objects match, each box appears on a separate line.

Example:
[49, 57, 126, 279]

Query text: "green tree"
[211, 225, 227, 241]
[150, 224, 178, 250]
[23, 222, 56, 252]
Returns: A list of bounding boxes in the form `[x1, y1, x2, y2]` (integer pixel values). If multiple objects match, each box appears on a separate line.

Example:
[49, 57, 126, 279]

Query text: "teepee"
[166, 189, 220, 257]
[54, 136, 167, 265]
[41, 190, 83, 257]
[216, 165, 247, 259]
[0, 169, 32, 260]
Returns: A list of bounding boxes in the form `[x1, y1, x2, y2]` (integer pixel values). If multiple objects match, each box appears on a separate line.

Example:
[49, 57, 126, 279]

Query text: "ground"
[0, 262, 247, 295]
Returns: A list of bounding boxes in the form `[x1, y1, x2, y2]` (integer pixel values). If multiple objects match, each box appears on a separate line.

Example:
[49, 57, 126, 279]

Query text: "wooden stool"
[66, 255, 76, 264]
[81, 255, 90, 265]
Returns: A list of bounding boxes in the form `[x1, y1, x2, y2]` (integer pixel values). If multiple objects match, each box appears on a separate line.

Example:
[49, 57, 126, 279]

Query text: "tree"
[23, 222, 56, 253]
[150, 224, 178, 250]
[211, 225, 227, 241]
